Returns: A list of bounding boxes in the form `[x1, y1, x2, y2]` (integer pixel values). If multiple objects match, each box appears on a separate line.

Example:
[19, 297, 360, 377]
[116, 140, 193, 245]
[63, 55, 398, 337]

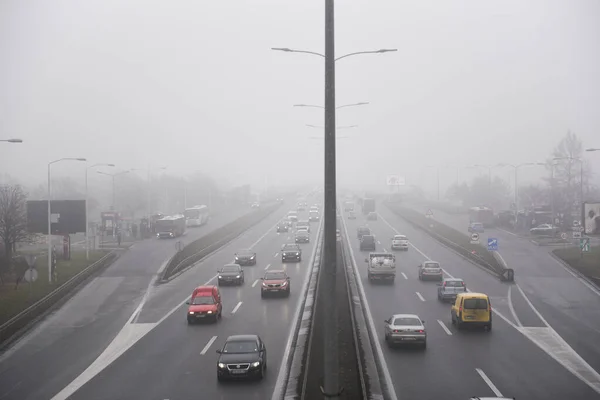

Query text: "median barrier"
[160, 203, 281, 281]
[0, 251, 118, 347]
[385, 202, 509, 280]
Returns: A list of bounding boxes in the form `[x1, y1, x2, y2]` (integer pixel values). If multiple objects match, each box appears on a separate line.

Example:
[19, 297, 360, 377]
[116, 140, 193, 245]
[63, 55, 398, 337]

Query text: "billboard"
[27, 200, 86, 235]
[583, 202, 600, 235]
[386, 175, 406, 186]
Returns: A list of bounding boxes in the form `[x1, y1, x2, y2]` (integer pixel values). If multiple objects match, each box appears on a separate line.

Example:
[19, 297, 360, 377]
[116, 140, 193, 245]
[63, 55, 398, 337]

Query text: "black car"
[234, 249, 256, 266]
[357, 226, 371, 239]
[218, 264, 244, 285]
[277, 222, 289, 233]
[360, 235, 376, 251]
[217, 335, 267, 381]
[281, 243, 302, 262]
[295, 231, 310, 243]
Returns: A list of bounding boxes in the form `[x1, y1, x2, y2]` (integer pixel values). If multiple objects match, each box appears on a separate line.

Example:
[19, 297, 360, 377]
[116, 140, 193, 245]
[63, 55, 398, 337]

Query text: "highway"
[408, 203, 600, 374]
[20, 198, 321, 400]
[0, 205, 266, 400]
[340, 203, 600, 399]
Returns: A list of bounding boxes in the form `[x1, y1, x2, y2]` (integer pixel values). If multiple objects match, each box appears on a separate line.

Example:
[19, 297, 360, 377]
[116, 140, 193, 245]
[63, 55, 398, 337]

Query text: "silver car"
[418, 261, 443, 281]
[384, 313, 427, 348]
[437, 278, 466, 302]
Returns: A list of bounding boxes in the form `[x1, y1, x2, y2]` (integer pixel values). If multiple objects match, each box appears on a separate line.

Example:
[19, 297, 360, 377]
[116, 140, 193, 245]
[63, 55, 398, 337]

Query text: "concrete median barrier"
[385, 202, 512, 281]
[0, 251, 119, 348]
[160, 203, 281, 282]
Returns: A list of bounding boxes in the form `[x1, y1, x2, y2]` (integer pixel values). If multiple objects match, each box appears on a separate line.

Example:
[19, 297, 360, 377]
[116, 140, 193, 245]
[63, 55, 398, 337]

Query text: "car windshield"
[222, 340, 258, 354]
[221, 266, 239, 272]
[393, 317, 421, 326]
[463, 298, 488, 309]
[362, 236, 374, 242]
[283, 244, 299, 251]
[237, 250, 253, 256]
[192, 296, 214, 305]
[445, 280, 464, 287]
[394, 236, 407, 240]
[265, 272, 286, 280]
[424, 262, 440, 268]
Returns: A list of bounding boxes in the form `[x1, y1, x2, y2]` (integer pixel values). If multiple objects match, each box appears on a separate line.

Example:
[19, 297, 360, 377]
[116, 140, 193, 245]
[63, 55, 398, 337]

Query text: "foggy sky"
[2, 0, 599, 195]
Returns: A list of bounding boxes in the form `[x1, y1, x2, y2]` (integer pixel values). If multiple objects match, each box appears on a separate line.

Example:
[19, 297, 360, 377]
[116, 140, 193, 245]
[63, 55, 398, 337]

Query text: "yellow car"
[450, 292, 492, 331]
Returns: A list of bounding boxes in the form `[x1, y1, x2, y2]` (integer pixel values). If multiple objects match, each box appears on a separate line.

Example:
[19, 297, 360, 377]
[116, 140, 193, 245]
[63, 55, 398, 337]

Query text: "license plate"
[196, 314, 205, 318]
[402, 337, 416, 341]
[231, 370, 246, 374]
[465, 315, 475, 319]
[270, 289, 279, 292]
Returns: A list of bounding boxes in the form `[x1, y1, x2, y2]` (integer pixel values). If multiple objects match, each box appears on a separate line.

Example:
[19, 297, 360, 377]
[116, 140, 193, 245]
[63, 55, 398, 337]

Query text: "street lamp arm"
[335, 49, 397, 62]
[1, 138, 23, 143]
[271, 47, 325, 58]
[585, 148, 600, 152]
[294, 104, 325, 109]
[336, 102, 370, 110]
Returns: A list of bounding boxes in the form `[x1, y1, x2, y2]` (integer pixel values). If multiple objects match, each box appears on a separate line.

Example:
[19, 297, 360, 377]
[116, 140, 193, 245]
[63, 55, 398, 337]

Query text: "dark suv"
[281, 243, 302, 262]
[360, 235, 376, 251]
[357, 226, 371, 240]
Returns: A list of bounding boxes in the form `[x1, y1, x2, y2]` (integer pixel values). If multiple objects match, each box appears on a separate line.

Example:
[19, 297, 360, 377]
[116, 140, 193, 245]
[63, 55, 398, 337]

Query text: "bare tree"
[0, 185, 29, 269]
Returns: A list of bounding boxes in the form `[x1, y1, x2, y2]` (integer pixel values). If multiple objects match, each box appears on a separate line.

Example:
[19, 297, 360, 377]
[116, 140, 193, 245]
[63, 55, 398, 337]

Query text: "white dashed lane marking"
[200, 336, 218, 355]
[231, 302, 243, 314]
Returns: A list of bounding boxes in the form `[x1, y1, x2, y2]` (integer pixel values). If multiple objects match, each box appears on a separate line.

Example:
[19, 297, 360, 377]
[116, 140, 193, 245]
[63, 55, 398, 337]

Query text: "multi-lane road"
[0, 204, 299, 400]
[340, 203, 600, 399]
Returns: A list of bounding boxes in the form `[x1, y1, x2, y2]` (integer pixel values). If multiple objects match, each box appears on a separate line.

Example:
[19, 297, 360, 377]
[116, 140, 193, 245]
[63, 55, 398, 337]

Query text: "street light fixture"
[294, 102, 369, 110]
[586, 148, 600, 152]
[1, 138, 23, 143]
[271, 47, 397, 62]
[85, 163, 115, 260]
[47, 157, 87, 283]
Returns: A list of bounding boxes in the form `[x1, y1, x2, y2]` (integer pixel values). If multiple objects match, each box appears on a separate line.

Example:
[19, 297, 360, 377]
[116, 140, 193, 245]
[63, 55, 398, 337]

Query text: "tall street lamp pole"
[498, 162, 544, 224]
[48, 157, 86, 283]
[272, 10, 396, 397]
[85, 163, 115, 260]
[97, 170, 130, 210]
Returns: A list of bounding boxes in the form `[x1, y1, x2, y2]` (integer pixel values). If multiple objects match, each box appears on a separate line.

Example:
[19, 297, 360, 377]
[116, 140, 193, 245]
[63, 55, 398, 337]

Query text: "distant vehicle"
[530, 223, 559, 236]
[357, 226, 371, 239]
[391, 234, 409, 251]
[384, 314, 427, 348]
[216, 335, 267, 381]
[469, 206, 495, 228]
[276, 222, 289, 233]
[362, 198, 376, 215]
[251, 202, 260, 209]
[468, 222, 485, 233]
[234, 249, 257, 266]
[360, 235, 376, 251]
[296, 221, 310, 232]
[295, 230, 310, 243]
[184, 205, 209, 227]
[218, 264, 244, 285]
[344, 201, 355, 212]
[297, 203, 306, 211]
[437, 278, 466, 302]
[281, 243, 302, 262]
[418, 261, 443, 281]
[309, 210, 320, 222]
[261, 269, 290, 297]
[367, 212, 378, 221]
[366, 252, 396, 282]
[287, 211, 299, 223]
[276, 198, 284, 204]
[186, 285, 222, 323]
[155, 215, 186, 238]
[347, 211, 356, 219]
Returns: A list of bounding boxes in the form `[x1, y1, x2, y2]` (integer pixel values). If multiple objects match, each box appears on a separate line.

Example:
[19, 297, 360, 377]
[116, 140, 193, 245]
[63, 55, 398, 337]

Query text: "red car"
[186, 285, 222, 323]
[261, 270, 290, 297]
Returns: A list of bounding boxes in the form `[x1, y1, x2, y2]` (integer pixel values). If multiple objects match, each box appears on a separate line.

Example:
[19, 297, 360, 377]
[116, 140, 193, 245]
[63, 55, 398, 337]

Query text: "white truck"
[366, 252, 396, 282]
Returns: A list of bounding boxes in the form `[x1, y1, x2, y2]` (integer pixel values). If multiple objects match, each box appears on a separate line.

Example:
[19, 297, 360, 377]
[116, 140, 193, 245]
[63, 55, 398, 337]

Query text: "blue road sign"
[487, 238, 498, 251]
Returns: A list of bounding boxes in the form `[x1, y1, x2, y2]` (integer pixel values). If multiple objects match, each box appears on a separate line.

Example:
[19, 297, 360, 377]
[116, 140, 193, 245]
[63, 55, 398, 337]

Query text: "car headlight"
[189, 311, 195, 314]
[262, 282, 267, 287]
[251, 361, 260, 367]
[281, 281, 287, 287]
[218, 275, 223, 279]
[250, 255, 255, 259]
[207, 310, 213, 314]
[236, 275, 240, 278]
[296, 252, 299, 255]
[218, 363, 226, 369]
[235, 257, 239, 260]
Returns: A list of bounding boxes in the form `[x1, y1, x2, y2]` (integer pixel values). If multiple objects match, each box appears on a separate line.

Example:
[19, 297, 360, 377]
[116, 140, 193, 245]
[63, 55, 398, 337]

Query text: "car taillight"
[393, 329, 398, 333]
[462, 282, 465, 286]
[443, 282, 447, 287]
[417, 330, 424, 333]
[459, 306, 462, 312]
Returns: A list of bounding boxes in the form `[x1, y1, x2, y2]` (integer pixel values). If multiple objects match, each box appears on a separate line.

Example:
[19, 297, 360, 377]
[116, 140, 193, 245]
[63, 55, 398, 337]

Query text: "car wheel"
[187, 317, 193, 325]
[451, 313, 456, 325]
[422, 341, 427, 350]
[261, 291, 265, 298]
[486, 323, 492, 332]
[286, 288, 291, 296]
[217, 375, 225, 383]
[258, 364, 265, 379]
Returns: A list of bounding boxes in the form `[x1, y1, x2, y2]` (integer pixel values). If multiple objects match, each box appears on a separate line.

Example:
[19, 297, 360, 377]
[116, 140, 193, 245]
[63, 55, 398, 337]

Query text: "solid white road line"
[252, 279, 260, 288]
[383, 248, 387, 252]
[515, 283, 550, 327]
[274, 253, 279, 257]
[377, 240, 381, 244]
[475, 368, 503, 397]
[200, 336, 218, 355]
[265, 263, 271, 270]
[231, 301, 242, 314]
[401, 272, 408, 280]
[416, 292, 425, 302]
[507, 285, 523, 327]
[437, 319, 452, 335]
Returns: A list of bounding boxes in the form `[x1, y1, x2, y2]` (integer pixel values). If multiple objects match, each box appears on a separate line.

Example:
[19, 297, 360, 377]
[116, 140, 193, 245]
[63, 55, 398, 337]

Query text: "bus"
[184, 205, 210, 227]
[469, 207, 495, 228]
[155, 215, 186, 238]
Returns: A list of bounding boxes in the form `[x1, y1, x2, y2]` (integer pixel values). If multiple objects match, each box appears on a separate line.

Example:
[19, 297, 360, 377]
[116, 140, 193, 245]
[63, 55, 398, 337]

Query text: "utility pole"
[322, 1, 339, 399]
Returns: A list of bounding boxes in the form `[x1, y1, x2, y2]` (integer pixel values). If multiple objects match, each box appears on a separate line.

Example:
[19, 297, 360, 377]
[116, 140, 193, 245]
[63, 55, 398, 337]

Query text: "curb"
[549, 252, 600, 295]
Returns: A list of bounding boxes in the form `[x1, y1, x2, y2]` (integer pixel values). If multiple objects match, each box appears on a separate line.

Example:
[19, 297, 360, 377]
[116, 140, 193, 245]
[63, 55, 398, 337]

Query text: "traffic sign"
[573, 231, 582, 239]
[386, 175, 405, 186]
[560, 232, 567, 240]
[487, 238, 498, 251]
[470, 233, 480, 244]
[24, 254, 37, 268]
[581, 238, 591, 252]
[23, 268, 38, 283]
[425, 209, 434, 218]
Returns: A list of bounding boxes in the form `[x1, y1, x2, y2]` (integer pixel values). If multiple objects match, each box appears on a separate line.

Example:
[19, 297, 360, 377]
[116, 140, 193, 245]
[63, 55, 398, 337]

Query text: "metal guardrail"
[0, 251, 118, 347]
[161, 203, 281, 281]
